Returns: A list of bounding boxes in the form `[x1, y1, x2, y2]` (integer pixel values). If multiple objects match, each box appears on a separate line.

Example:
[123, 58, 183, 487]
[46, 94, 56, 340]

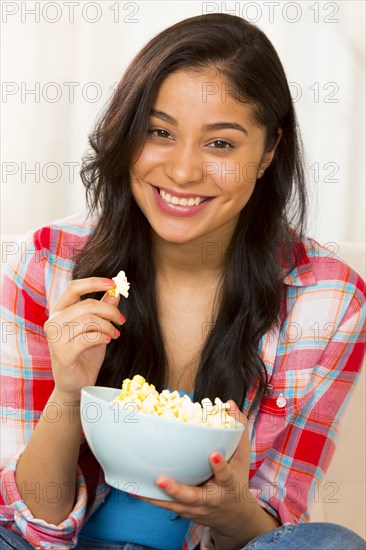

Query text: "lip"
[151, 185, 214, 218]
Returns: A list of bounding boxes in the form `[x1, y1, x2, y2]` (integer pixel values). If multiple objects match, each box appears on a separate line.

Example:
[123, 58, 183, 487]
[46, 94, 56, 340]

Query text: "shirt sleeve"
[248, 273, 366, 526]
[0, 231, 88, 549]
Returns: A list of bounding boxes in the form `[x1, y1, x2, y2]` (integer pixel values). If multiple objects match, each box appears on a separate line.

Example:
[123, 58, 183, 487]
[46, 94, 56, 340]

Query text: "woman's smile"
[152, 183, 215, 218]
[157, 184, 213, 202]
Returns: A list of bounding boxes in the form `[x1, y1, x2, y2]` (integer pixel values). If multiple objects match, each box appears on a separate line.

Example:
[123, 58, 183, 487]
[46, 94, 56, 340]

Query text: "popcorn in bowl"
[107, 270, 130, 298]
[81, 380, 244, 499]
[111, 374, 240, 429]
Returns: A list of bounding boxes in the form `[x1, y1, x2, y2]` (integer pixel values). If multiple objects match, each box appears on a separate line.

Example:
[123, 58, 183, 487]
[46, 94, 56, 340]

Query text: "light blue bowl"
[80, 386, 244, 500]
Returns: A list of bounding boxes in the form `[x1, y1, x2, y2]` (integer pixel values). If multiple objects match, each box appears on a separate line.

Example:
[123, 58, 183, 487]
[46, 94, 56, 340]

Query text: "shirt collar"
[281, 240, 317, 287]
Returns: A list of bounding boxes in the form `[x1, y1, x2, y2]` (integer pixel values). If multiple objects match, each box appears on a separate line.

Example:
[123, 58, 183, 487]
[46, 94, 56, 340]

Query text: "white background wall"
[1, 1, 365, 250]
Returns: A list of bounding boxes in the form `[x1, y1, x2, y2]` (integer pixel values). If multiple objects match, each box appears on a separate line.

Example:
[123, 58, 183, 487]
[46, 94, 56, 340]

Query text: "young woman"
[1, 13, 365, 550]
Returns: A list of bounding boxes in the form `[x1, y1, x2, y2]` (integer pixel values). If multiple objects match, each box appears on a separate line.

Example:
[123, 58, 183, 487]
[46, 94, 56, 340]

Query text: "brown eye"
[147, 128, 172, 139]
[209, 139, 234, 149]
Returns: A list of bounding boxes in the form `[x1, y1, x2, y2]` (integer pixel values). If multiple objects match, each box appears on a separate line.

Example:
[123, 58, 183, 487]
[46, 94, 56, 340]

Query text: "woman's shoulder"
[283, 236, 366, 324]
[285, 236, 365, 294]
[301, 236, 365, 293]
[1, 210, 100, 311]
[4, 210, 99, 271]
[29, 210, 98, 256]
[2, 212, 97, 287]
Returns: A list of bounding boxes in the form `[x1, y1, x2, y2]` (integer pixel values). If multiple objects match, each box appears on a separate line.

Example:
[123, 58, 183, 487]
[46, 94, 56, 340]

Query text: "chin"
[152, 225, 199, 245]
[157, 232, 196, 245]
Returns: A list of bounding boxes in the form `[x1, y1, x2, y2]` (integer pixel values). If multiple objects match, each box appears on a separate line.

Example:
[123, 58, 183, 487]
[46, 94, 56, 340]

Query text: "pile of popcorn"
[112, 375, 240, 429]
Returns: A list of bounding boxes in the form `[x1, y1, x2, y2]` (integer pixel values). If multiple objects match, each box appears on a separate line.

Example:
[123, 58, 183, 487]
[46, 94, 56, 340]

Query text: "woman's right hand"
[44, 277, 125, 400]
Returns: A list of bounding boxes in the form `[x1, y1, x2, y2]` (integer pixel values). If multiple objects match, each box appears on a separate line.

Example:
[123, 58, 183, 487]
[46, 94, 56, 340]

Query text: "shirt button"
[276, 393, 287, 408]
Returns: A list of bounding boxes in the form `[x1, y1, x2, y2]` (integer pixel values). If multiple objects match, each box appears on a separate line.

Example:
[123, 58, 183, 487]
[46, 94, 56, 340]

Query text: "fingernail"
[120, 314, 126, 325]
[114, 329, 121, 339]
[211, 453, 222, 465]
[157, 478, 169, 489]
[104, 278, 115, 286]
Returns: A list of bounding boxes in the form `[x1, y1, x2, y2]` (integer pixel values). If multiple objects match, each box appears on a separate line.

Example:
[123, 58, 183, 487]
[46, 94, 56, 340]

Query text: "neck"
[152, 224, 236, 287]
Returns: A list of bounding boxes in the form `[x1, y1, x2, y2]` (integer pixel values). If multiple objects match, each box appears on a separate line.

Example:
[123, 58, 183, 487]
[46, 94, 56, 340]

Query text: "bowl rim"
[81, 386, 245, 433]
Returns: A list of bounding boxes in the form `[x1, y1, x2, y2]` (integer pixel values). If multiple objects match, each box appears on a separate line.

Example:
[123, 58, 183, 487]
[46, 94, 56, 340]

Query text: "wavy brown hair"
[72, 13, 307, 417]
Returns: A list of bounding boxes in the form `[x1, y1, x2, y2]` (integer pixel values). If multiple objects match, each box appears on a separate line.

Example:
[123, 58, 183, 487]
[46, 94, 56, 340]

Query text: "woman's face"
[130, 69, 278, 247]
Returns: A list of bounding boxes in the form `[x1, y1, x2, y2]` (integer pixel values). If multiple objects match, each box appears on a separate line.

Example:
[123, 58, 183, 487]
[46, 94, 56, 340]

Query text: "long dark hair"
[72, 13, 307, 418]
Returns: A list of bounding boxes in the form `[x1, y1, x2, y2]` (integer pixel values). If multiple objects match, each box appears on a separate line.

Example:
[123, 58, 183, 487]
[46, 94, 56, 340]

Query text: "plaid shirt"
[1, 211, 365, 550]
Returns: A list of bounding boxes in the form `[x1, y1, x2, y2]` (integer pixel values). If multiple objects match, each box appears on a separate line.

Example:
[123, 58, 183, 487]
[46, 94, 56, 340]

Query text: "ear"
[257, 128, 283, 179]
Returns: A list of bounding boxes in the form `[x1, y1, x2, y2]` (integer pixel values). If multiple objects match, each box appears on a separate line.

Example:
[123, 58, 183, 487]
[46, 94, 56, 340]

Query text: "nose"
[164, 140, 203, 186]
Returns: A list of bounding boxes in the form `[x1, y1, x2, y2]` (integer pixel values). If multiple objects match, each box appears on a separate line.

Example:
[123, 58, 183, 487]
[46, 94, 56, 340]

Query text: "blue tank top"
[79, 388, 193, 549]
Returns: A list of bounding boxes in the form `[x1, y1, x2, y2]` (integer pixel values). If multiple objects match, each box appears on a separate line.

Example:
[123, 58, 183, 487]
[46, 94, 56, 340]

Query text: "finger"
[101, 291, 120, 306]
[48, 298, 125, 328]
[208, 452, 233, 485]
[63, 314, 121, 342]
[136, 493, 187, 516]
[53, 277, 116, 311]
[70, 330, 114, 351]
[100, 292, 126, 322]
[208, 402, 249, 479]
[154, 477, 202, 506]
[139, 484, 218, 522]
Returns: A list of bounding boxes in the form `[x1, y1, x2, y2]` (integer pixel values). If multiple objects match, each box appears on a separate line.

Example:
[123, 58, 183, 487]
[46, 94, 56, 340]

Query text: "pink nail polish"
[157, 479, 169, 489]
[211, 453, 222, 465]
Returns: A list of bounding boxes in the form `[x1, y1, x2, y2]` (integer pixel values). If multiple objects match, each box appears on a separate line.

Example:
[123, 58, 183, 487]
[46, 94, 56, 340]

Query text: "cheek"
[215, 172, 257, 201]
[242, 162, 261, 184]
[129, 178, 146, 216]
[129, 151, 153, 188]
[133, 146, 162, 176]
[129, 165, 144, 204]
[129, 168, 139, 193]
[214, 158, 259, 191]
[236, 183, 257, 211]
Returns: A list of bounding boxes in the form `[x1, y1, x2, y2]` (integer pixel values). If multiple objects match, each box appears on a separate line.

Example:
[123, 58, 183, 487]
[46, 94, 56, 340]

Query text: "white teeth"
[159, 188, 207, 206]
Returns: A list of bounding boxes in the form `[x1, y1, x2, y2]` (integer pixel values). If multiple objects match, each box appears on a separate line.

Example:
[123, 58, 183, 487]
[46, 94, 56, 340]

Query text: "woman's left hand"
[137, 400, 252, 541]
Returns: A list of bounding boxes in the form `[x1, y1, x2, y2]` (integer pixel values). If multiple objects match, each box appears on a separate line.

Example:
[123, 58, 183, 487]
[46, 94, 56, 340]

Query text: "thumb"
[101, 292, 126, 323]
[101, 292, 121, 306]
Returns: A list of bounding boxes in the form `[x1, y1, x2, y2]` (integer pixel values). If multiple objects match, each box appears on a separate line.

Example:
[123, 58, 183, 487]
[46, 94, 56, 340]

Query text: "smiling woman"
[0, 12, 365, 550]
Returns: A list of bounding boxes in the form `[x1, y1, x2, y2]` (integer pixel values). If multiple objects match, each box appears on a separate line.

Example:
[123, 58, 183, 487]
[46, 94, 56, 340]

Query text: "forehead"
[151, 69, 258, 126]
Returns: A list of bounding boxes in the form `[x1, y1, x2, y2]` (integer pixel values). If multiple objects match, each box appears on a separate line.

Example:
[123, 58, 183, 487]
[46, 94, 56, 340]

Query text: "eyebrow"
[149, 108, 249, 137]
